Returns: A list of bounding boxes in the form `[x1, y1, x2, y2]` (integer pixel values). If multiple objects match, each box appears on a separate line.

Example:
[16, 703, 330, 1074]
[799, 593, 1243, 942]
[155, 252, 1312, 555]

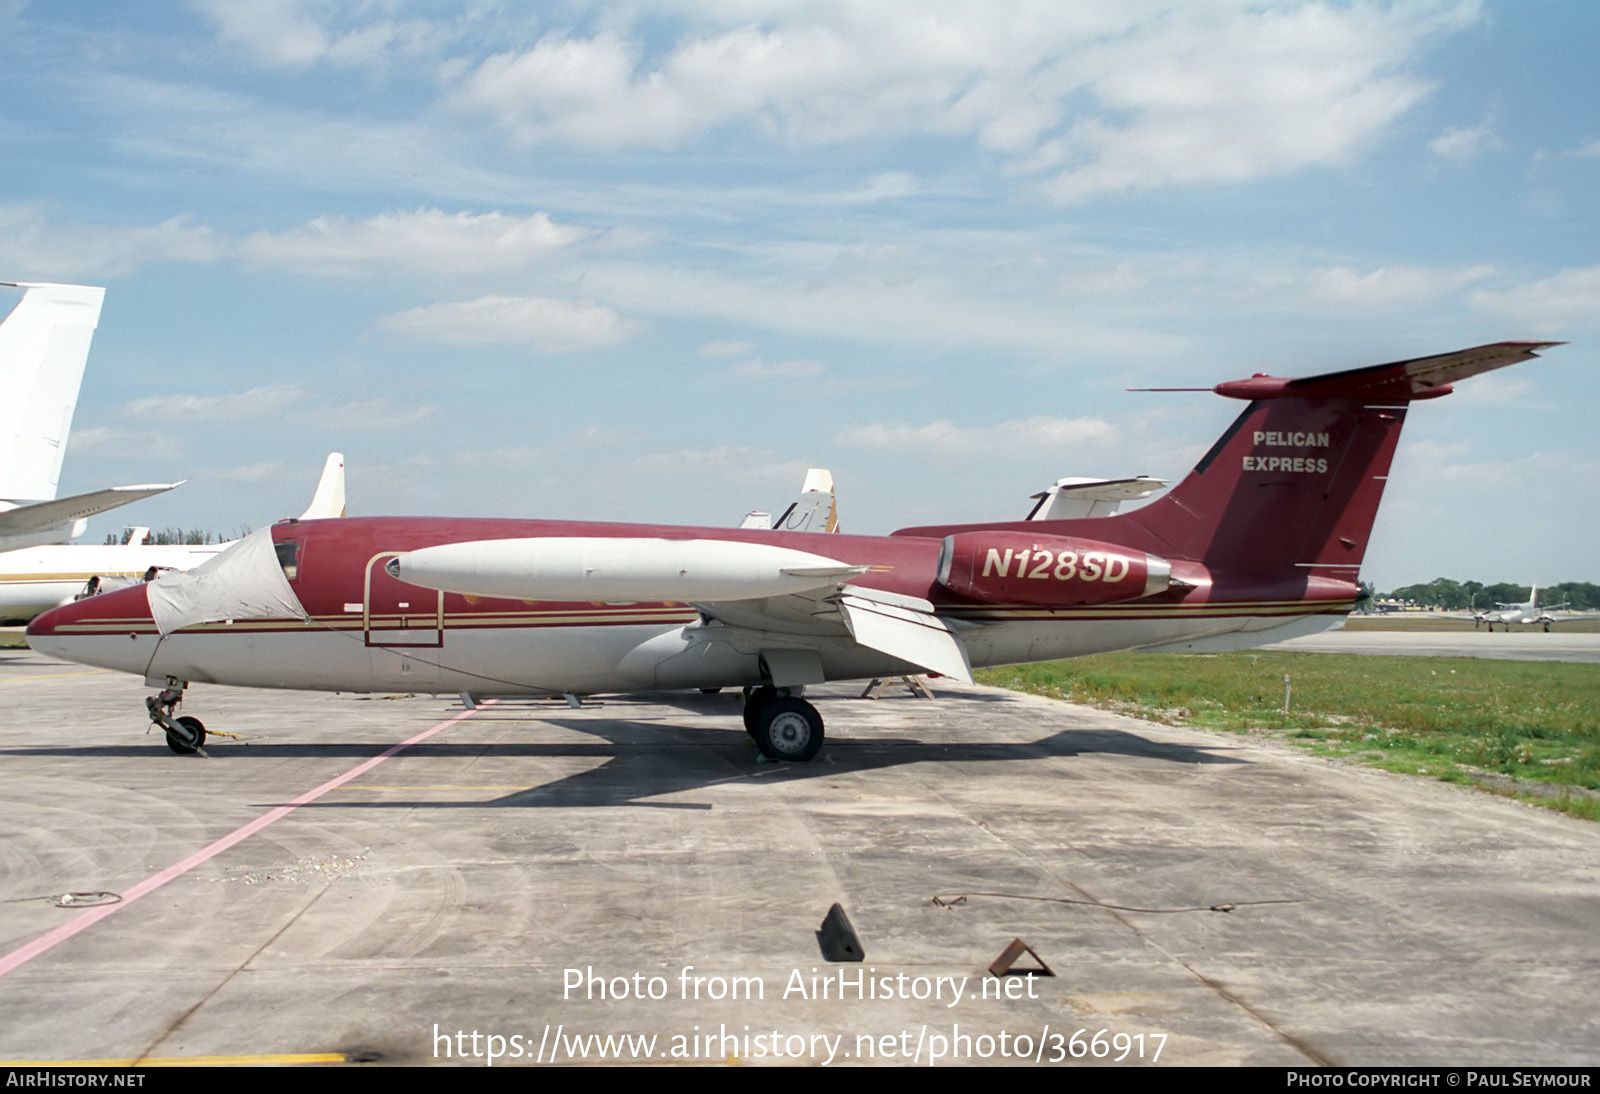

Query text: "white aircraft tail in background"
[739, 468, 838, 533]
[1025, 476, 1167, 520]
[772, 468, 838, 533]
[0, 281, 103, 502]
[297, 452, 346, 520]
[0, 451, 349, 624]
[0, 282, 181, 550]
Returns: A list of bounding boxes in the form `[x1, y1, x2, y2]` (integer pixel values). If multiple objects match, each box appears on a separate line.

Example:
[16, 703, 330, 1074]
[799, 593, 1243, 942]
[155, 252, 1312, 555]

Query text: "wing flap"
[833, 587, 974, 684]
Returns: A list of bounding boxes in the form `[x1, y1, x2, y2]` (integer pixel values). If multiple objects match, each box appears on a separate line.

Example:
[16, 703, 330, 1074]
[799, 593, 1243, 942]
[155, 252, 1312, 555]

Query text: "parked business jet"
[27, 342, 1560, 760]
[0, 282, 182, 552]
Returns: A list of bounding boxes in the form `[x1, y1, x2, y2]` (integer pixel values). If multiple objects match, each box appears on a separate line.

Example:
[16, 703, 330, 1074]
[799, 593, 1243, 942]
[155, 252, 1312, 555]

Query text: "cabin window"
[275, 540, 301, 581]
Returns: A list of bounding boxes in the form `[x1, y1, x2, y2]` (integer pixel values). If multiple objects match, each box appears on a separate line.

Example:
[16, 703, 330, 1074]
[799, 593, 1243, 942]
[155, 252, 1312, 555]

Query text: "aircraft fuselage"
[26, 515, 1356, 697]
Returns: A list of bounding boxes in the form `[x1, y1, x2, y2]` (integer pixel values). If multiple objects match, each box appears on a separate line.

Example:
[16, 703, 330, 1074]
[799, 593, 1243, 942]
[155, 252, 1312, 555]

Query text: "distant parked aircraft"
[1474, 587, 1569, 632]
[1024, 476, 1167, 520]
[0, 282, 181, 552]
[0, 453, 344, 624]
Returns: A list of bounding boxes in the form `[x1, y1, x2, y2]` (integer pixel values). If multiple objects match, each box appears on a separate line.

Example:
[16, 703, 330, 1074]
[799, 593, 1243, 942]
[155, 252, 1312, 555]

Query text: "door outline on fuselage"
[362, 551, 444, 648]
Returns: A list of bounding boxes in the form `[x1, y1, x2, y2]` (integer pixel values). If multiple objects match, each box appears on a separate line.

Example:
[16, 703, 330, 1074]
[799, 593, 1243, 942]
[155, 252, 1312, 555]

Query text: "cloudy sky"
[2, 0, 1595, 589]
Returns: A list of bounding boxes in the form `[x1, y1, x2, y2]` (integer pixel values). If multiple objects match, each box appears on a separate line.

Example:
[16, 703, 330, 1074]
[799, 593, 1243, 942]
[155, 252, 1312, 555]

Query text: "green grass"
[977, 652, 1600, 820]
[0, 630, 27, 649]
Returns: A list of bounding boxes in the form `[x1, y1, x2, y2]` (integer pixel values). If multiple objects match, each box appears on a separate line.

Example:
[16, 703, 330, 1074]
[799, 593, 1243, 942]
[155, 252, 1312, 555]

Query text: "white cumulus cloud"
[728, 358, 828, 379]
[697, 340, 755, 358]
[1428, 123, 1501, 161]
[122, 385, 308, 419]
[1251, 263, 1497, 311]
[836, 415, 1116, 457]
[445, 1, 1479, 201]
[1470, 266, 1600, 334]
[239, 209, 594, 276]
[0, 205, 223, 279]
[1036, 2, 1465, 201]
[378, 294, 639, 351]
[192, 0, 444, 69]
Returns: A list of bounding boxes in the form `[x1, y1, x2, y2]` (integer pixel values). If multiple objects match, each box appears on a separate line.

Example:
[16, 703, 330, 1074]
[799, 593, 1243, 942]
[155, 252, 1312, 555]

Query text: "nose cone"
[26, 583, 159, 675]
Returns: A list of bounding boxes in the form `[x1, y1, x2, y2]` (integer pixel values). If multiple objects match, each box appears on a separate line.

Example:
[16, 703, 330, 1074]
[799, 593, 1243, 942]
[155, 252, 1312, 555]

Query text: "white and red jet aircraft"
[27, 341, 1559, 760]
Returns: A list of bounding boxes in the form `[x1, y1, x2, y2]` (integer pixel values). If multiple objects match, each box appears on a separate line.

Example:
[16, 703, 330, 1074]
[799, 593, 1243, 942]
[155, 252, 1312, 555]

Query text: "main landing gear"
[741, 685, 824, 762]
[146, 679, 206, 755]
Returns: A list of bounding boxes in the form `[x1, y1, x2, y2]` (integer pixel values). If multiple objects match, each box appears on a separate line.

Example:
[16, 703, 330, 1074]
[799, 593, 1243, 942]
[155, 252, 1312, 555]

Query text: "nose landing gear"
[146, 679, 207, 755]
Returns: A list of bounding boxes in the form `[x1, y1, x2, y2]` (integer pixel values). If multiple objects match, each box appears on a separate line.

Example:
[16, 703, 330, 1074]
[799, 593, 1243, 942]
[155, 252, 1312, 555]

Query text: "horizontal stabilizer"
[390, 537, 869, 603]
[1212, 342, 1563, 401]
[834, 586, 974, 683]
[1301, 341, 1562, 393]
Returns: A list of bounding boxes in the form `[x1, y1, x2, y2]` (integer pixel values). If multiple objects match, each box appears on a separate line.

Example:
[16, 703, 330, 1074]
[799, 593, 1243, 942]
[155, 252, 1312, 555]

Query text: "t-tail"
[896, 342, 1562, 583]
[0, 282, 186, 552]
[0, 282, 108, 502]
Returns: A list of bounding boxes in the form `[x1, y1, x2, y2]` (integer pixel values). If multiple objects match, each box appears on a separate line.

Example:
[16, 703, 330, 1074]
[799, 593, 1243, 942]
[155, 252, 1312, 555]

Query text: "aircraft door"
[363, 551, 444, 648]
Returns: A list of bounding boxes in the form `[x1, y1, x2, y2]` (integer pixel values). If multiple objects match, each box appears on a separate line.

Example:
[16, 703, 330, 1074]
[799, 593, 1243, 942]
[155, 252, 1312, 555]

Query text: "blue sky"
[1, 0, 1595, 590]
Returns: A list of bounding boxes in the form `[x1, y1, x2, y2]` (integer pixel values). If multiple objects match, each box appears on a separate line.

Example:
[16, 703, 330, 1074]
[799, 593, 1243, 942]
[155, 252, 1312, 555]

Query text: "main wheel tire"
[742, 685, 778, 737]
[165, 715, 207, 755]
[752, 696, 823, 762]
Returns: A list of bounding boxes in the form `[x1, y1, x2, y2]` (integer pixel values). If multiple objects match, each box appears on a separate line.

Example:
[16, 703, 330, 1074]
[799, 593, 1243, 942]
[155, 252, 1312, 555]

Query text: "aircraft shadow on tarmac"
[285, 712, 1243, 811]
[6, 695, 1243, 810]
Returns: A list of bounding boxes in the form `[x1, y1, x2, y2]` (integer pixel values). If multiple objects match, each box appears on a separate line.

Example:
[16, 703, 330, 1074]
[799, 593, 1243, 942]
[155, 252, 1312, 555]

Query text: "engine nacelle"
[938, 532, 1171, 606]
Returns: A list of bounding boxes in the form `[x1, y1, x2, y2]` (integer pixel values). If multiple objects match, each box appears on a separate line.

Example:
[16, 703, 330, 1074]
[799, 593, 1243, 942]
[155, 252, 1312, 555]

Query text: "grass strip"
[977, 652, 1600, 820]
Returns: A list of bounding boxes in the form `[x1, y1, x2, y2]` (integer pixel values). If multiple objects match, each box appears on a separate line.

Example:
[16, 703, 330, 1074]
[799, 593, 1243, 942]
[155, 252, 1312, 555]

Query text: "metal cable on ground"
[932, 891, 1308, 914]
[3, 892, 123, 908]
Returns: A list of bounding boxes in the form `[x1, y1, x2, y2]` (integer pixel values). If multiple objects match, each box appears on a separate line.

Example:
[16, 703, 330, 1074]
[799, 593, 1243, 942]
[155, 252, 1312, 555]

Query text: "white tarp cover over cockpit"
[147, 527, 308, 635]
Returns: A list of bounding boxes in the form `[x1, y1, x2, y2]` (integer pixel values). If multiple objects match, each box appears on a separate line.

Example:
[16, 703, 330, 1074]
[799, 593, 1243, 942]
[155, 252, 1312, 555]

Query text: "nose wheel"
[164, 716, 207, 755]
[742, 687, 824, 762]
[146, 679, 207, 756]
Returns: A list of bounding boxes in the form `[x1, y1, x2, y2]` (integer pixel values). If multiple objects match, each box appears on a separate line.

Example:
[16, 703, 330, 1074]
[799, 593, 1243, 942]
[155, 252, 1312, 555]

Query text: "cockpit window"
[275, 540, 300, 581]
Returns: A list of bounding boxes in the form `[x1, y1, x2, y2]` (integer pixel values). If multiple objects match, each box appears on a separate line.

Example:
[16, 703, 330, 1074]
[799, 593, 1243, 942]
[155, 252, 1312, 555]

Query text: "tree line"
[1379, 578, 1600, 611]
[102, 527, 236, 546]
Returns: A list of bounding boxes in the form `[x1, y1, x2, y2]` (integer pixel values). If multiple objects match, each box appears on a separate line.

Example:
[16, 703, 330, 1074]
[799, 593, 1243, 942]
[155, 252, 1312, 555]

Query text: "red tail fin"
[1114, 395, 1405, 575]
[895, 342, 1560, 578]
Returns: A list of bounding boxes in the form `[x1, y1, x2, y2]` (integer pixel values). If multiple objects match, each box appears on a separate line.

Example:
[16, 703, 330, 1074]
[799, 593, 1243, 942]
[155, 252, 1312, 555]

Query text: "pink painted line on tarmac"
[0, 702, 491, 979]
